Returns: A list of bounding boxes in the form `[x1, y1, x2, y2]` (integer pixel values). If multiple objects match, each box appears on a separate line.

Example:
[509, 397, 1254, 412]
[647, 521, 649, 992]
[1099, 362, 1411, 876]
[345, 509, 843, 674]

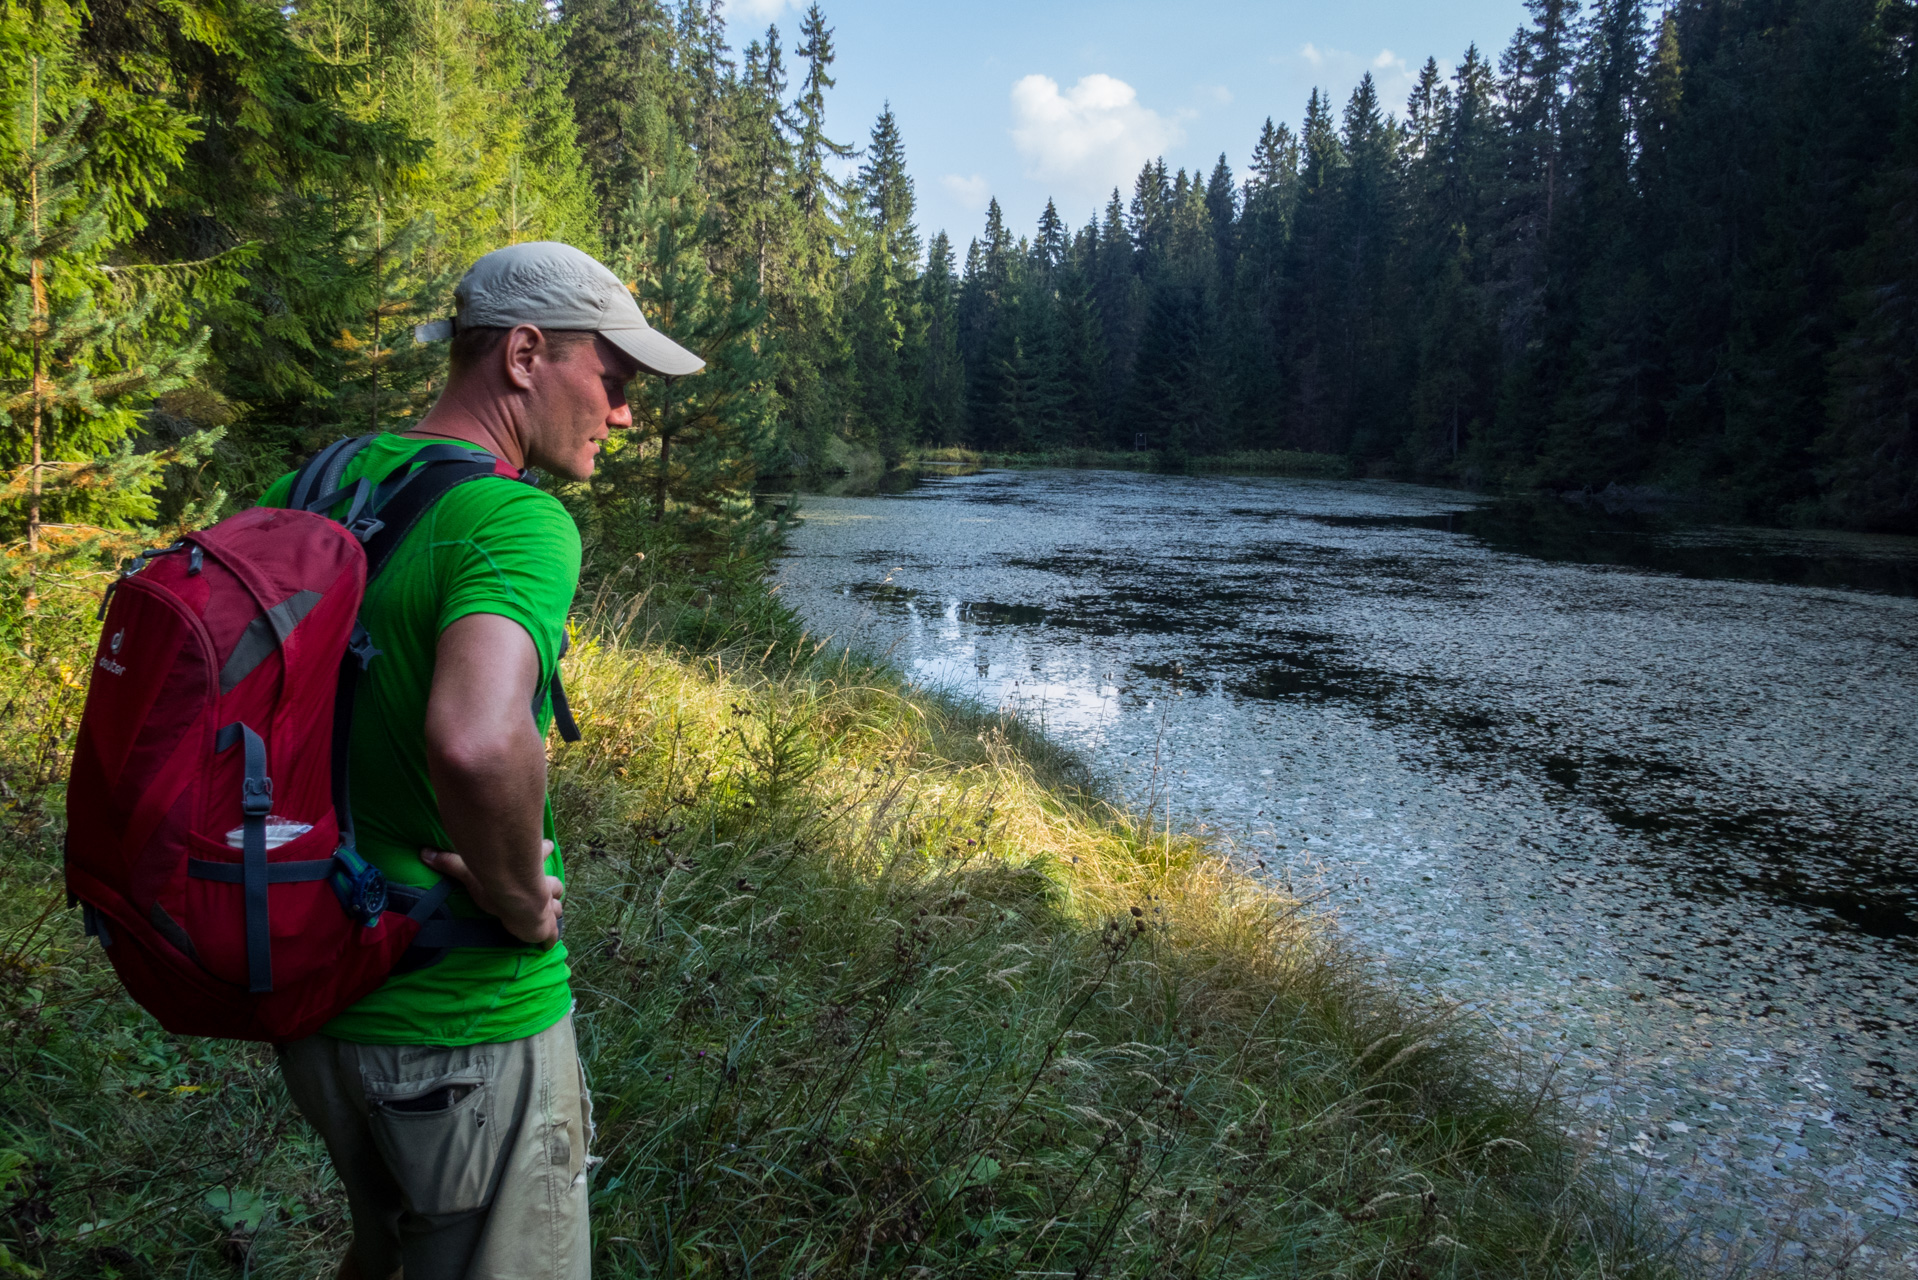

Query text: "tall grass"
[0, 567, 1681, 1277]
[549, 627, 1671, 1279]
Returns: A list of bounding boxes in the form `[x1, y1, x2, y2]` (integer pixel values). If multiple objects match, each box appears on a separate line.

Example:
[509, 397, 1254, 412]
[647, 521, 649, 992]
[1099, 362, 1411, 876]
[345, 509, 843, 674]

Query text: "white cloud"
[1009, 73, 1185, 197]
[941, 173, 992, 212]
[1199, 83, 1234, 106]
[728, 0, 793, 21]
[1288, 42, 1417, 96]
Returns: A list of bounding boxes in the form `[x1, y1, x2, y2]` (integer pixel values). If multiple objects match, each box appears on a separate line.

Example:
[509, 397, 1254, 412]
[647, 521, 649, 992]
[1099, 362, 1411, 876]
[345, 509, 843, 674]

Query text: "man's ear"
[502, 325, 545, 391]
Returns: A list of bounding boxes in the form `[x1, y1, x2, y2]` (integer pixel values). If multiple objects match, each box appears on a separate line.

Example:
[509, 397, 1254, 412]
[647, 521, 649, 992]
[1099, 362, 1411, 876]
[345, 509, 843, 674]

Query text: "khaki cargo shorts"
[278, 1012, 592, 1280]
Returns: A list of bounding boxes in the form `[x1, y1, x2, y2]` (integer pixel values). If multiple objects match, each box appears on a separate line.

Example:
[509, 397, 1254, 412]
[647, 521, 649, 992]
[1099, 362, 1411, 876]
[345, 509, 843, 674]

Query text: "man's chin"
[526, 452, 595, 483]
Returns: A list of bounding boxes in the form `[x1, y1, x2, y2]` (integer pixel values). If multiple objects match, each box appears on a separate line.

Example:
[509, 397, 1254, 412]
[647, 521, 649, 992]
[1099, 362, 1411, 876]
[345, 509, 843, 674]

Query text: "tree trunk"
[26, 57, 45, 555]
[654, 379, 674, 522]
[28, 380, 42, 554]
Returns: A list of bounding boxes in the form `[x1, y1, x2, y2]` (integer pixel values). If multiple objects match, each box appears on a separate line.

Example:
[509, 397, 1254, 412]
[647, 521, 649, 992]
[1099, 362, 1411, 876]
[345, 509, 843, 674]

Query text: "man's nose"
[607, 400, 633, 429]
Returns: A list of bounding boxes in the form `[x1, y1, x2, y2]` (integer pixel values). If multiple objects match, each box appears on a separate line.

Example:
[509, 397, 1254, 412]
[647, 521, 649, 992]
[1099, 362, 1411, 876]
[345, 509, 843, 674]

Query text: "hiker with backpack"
[67, 242, 703, 1280]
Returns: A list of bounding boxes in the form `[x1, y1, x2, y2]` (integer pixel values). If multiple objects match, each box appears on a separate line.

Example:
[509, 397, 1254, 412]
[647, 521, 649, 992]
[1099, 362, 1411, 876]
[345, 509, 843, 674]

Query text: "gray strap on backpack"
[290, 436, 378, 512]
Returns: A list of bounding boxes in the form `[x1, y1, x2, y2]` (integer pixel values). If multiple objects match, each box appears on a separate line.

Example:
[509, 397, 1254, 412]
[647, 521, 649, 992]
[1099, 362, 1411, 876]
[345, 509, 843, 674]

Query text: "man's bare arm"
[418, 613, 563, 946]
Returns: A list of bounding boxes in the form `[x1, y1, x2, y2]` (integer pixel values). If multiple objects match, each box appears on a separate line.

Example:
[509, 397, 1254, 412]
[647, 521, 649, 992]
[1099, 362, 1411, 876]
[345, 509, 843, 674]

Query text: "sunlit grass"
[550, 622, 1675, 1278]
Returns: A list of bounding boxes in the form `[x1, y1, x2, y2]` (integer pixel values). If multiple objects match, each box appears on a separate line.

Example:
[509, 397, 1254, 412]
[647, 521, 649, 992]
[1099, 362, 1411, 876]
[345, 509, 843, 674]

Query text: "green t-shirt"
[261, 435, 580, 1045]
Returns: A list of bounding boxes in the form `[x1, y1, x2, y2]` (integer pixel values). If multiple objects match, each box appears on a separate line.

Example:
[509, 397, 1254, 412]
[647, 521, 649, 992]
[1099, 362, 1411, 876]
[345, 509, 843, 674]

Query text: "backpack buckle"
[241, 778, 273, 816]
[347, 627, 383, 669]
[347, 516, 387, 543]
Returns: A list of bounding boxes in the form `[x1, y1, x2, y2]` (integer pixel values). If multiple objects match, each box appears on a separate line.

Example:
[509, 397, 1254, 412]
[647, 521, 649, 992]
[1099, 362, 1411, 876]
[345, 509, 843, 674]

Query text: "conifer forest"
[3, 0, 1917, 571]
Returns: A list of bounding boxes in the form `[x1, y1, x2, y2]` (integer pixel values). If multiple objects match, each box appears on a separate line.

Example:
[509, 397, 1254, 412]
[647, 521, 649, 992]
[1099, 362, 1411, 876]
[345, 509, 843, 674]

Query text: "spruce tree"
[1535, 0, 1658, 486]
[1053, 244, 1106, 447]
[1, 54, 211, 555]
[916, 231, 964, 444]
[768, 4, 854, 463]
[728, 27, 798, 293]
[1091, 188, 1143, 430]
[1203, 155, 1237, 280]
[0, 38, 229, 652]
[77, 0, 397, 475]
[1227, 119, 1298, 449]
[961, 201, 1016, 446]
[675, 0, 737, 190]
[1500, 0, 1581, 256]
[1406, 58, 1449, 159]
[1013, 229, 1069, 449]
[1401, 48, 1498, 474]
[603, 149, 773, 532]
[1335, 73, 1404, 456]
[1280, 88, 1346, 451]
[1125, 283, 1214, 460]
[560, 0, 675, 232]
[1128, 160, 1170, 255]
[848, 106, 922, 458]
[1819, 48, 1918, 532]
[956, 232, 988, 398]
[1034, 199, 1067, 275]
[1472, 0, 1581, 482]
[789, 3, 851, 280]
[1713, 0, 1896, 517]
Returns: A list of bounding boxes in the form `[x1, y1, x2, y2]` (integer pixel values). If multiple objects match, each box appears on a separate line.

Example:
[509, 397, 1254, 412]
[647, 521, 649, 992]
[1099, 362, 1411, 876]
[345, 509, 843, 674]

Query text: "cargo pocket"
[364, 1054, 505, 1217]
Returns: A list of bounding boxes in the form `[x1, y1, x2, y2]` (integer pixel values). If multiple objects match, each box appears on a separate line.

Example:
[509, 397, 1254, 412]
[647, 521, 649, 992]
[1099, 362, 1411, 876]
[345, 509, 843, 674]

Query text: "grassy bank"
[912, 446, 1352, 479]
[0, 560, 1675, 1278]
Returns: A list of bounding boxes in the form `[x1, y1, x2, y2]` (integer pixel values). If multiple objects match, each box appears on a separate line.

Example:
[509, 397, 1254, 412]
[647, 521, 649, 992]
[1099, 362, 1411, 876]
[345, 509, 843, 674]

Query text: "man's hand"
[420, 843, 563, 946]
[422, 613, 560, 948]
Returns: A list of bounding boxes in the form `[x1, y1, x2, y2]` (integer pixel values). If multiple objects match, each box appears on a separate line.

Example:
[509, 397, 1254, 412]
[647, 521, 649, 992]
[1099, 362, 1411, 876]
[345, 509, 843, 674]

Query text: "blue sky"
[727, 0, 1536, 252]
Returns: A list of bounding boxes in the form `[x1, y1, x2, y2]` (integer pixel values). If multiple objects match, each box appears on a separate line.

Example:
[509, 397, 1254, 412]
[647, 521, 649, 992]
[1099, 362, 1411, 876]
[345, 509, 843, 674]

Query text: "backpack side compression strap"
[212, 721, 276, 994]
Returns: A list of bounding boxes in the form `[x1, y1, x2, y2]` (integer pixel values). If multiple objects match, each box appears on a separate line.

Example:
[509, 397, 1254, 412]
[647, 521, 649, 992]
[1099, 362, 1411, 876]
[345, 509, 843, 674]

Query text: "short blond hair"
[446, 326, 599, 380]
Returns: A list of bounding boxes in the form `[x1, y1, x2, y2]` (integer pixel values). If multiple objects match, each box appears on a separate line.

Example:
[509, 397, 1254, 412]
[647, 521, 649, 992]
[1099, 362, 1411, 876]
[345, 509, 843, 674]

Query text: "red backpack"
[64, 436, 579, 1042]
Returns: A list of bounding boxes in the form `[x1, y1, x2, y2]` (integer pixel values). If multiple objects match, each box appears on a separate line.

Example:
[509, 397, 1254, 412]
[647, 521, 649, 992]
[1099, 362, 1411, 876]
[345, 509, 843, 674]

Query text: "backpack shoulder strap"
[358, 446, 506, 579]
[355, 452, 583, 744]
[326, 444, 507, 853]
[317, 442, 576, 963]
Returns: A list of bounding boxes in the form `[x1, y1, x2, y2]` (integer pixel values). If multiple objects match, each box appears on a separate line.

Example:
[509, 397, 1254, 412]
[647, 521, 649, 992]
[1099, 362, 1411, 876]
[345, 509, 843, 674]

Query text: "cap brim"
[604, 326, 706, 377]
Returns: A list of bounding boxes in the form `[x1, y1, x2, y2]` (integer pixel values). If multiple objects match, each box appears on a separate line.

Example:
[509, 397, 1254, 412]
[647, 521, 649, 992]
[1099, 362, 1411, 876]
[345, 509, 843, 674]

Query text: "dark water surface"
[776, 469, 1918, 1265]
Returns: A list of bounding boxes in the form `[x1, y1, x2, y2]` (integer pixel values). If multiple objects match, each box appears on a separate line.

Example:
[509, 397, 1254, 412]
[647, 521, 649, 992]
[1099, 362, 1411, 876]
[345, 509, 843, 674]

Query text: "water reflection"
[778, 468, 1918, 1261]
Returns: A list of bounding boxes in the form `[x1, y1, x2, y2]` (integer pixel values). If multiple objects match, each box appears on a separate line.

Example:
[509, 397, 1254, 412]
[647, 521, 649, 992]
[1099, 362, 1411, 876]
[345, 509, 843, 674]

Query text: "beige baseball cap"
[413, 241, 705, 377]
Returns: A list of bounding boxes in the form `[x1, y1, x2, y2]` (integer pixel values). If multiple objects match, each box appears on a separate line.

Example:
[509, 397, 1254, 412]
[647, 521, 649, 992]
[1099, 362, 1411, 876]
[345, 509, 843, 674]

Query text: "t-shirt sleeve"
[429, 485, 583, 685]
[259, 471, 296, 508]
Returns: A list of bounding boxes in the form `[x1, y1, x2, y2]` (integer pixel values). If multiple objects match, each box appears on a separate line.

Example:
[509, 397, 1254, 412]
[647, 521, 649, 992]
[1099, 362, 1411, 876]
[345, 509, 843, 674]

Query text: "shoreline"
[773, 467, 1918, 1275]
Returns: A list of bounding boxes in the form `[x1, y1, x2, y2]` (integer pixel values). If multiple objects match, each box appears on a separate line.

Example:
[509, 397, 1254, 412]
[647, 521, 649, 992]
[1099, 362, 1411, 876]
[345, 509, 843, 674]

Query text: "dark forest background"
[4, 0, 1916, 577]
[940, 0, 1918, 531]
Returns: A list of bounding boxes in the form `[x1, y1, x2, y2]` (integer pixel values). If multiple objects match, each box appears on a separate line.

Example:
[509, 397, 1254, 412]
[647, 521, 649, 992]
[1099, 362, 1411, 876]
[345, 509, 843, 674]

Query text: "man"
[260, 242, 703, 1280]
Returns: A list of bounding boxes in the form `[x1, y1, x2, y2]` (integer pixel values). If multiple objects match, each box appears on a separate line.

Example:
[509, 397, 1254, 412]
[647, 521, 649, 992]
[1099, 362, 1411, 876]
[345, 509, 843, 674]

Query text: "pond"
[775, 467, 1918, 1264]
